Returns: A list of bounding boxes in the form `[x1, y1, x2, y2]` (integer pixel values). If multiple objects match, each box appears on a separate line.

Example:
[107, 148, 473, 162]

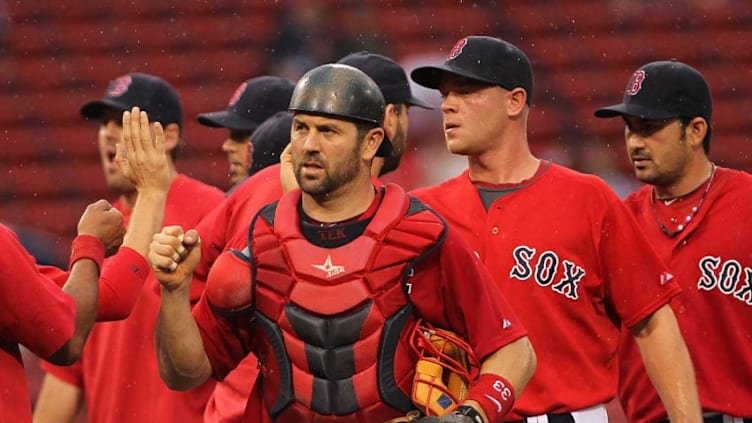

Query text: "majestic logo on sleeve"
[312, 255, 346, 279]
[697, 256, 752, 305]
[626, 70, 646, 95]
[509, 245, 585, 300]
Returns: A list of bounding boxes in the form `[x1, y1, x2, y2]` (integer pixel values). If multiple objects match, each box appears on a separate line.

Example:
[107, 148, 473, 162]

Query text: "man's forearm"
[155, 285, 212, 390]
[633, 305, 702, 423]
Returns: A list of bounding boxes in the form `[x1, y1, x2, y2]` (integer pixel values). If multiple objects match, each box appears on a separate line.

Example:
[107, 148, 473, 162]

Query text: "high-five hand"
[117, 106, 171, 194]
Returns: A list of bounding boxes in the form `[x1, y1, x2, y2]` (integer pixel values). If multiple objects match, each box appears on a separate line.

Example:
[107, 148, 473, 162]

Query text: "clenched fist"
[77, 199, 126, 257]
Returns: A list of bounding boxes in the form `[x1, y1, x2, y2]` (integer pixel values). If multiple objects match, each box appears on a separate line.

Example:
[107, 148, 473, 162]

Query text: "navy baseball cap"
[198, 76, 295, 131]
[81, 73, 183, 127]
[594, 60, 712, 121]
[248, 111, 292, 176]
[338, 51, 433, 109]
[411, 36, 534, 105]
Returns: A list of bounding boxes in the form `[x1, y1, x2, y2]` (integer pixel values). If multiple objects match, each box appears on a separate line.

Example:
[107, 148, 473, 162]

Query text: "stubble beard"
[296, 151, 360, 197]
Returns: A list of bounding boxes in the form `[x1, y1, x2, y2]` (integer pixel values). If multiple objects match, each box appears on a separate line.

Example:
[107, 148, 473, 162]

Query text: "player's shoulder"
[545, 162, 617, 195]
[230, 164, 282, 198]
[714, 166, 752, 200]
[0, 223, 17, 241]
[410, 171, 468, 200]
[621, 184, 651, 214]
[174, 174, 224, 199]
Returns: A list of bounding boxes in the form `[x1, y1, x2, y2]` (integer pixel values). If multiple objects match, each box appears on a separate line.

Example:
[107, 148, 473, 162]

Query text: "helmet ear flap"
[408, 318, 480, 416]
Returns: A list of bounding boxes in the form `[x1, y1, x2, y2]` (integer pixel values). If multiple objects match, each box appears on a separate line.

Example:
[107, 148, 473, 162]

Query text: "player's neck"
[302, 178, 376, 224]
[468, 141, 539, 184]
[654, 159, 714, 200]
[370, 157, 384, 177]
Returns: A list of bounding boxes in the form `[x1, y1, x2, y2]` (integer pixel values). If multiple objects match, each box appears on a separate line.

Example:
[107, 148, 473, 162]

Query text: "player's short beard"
[378, 124, 406, 176]
[637, 124, 689, 187]
[295, 147, 361, 197]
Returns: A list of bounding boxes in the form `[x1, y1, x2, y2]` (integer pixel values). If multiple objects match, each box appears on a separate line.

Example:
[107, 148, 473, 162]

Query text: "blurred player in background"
[197, 76, 294, 190]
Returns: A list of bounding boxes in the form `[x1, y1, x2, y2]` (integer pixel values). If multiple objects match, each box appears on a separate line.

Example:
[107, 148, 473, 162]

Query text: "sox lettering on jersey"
[509, 245, 586, 300]
[698, 256, 752, 305]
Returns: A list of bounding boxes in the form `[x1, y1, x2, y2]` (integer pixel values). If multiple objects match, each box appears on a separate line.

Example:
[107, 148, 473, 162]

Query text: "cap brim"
[197, 111, 261, 131]
[411, 64, 497, 89]
[404, 95, 434, 109]
[80, 99, 128, 119]
[594, 103, 678, 120]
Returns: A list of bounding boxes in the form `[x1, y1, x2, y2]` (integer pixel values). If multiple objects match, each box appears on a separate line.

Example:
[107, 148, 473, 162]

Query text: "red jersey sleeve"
[0, 225, 75, 358]
[96, 247, 151, 320]
[37, 247, 151, 322]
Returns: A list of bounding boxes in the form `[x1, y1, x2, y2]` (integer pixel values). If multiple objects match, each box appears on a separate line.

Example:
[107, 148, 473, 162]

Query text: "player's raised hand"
[148, 226, 201, 292]
[279, 142, 299, 193]
[117, 106, 171, 195]
[77, 199, 126, 257]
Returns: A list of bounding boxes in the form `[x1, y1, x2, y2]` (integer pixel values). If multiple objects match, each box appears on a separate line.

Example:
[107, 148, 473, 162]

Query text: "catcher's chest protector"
[249, 185, 446, 423]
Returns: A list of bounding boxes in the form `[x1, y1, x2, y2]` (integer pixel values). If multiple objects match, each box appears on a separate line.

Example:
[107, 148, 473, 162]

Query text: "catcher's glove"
[408, 319, 480, 416]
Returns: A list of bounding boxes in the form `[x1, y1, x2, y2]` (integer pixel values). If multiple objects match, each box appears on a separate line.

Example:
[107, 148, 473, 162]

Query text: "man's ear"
[383, 103, 397, 136]
[507, 87, 528, 118]
[362, 127, 385, 160]
[686, 117, 708, 149]
[162, 123, 181, 153]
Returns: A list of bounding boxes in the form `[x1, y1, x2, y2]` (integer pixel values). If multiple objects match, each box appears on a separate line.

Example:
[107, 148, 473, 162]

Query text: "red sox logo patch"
[228, 82, 247, 107]
[108, 75, 132, 97]
[626, 70, 646, 96]
[448, 38, 468, 60]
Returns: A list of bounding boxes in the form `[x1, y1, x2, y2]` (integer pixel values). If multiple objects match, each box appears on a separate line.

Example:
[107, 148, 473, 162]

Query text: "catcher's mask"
[408, 318, 480, 416]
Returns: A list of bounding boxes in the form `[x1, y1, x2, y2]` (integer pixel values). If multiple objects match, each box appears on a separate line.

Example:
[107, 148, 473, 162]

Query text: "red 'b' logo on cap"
[108, 75, 132, 97]
[448, 38, 468, 60]
[626, 70, 646, 96]
[228, 82, 247, 107]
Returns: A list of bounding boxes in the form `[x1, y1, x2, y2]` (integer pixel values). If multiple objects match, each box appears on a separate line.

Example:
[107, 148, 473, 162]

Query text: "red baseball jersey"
[618, 166, 752, 422]
[411, 162, 680, 419]
[43, 174, 224, 423]
[194, 164, 283, 422]
[196, 163, 284, 280]
[193, 186, 527, 422]
[0, 224, 78, 423]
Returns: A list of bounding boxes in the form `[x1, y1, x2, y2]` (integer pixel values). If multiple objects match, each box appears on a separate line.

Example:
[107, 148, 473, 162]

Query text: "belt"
[509, 413, 575, 423]
[511, 404, 607, 423]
